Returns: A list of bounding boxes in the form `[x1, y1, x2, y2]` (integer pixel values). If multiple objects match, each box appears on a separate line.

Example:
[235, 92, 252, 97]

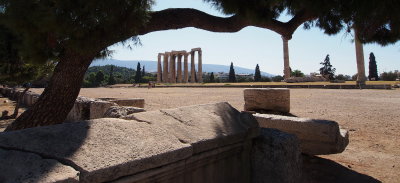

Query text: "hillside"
[91, 59, 274, 77]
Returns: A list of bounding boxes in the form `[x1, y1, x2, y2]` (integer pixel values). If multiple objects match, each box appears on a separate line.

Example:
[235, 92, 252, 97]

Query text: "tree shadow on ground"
[302, 154, 381, 183]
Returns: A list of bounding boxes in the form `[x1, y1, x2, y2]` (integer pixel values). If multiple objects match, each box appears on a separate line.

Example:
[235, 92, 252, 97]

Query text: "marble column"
[282, 36, 291, 80]
[197, 50, 203, 83]
[171, 54, 177, 83]
[157, 53, 162, 83]
[184, 53, 189, 83]
[190, 52, 196, 83]
[177, 54, 183, 83]
[163, 52, 169, 83]
[169, 54, 174, 83]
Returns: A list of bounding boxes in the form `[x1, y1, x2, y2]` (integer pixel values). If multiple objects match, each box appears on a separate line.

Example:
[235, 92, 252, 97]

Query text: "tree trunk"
[5, 51, 94, 131]
[354, 30, 367, 85]
[282, 36, 291, 80]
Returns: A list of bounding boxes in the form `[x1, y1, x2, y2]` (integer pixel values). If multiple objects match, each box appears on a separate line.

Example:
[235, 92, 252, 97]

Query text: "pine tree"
[254, 64, 261, 82]
[319, 54, 336, 80]
[368, 52, 379, 81]
[107, 65, 116, 85]
[210, 72, 215, 83]
[228, 62, 236, 82]
[135, 62, 142, 83]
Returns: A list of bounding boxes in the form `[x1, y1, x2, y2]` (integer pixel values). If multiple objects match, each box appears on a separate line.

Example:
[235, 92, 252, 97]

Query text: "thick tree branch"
[137, 8, 317, 40]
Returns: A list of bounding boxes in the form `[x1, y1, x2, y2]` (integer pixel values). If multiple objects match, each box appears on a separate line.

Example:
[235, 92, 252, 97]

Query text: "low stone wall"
[0, 88, 145, 122]
[0, 103, 303, 183]
[285, 76, 326, 83]
[98, 98, 145, 108]
[253, 114, 349, 155]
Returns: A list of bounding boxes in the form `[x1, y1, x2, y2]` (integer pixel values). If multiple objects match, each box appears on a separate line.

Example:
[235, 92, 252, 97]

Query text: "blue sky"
[109, 0, 400, 76]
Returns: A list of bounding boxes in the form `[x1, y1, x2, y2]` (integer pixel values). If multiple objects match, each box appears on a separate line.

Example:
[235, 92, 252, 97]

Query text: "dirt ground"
[4, 87, 400, 182]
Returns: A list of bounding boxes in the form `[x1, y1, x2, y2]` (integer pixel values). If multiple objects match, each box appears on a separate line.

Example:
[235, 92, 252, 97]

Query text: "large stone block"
[0, 148, 79, 183]
[244, 88, 290, 113]
[89, 100, 116, 119]
[253, 114, 349, 155]
[0, 102, 259, 183]
[252, 128, 302, 183]
[65, 97, 93, 122]
[125, 102, 260, 154]
[0, 119, 192, 183]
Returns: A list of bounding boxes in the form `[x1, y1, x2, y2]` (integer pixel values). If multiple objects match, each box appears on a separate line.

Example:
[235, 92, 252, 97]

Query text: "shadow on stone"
[302, 154, 381, 183]
[0, 122, 89, 182]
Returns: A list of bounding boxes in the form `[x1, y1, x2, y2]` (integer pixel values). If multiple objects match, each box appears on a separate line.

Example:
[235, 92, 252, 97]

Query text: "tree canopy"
[204, 0, 400, 44]
[0, 0, 153, 64]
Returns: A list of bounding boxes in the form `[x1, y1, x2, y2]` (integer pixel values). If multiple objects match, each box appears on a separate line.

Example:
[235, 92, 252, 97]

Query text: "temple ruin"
[157, 48, 203, 83]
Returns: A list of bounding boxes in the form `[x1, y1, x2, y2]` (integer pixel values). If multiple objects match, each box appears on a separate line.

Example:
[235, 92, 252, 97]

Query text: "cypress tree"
[368, 53, 379, 81]
[254, 64, 261, 82]
[142, 66, 146, 77]
[228, 62, 236, 82]
[210, 72, 215, 83]
[135, 62, 142, 83]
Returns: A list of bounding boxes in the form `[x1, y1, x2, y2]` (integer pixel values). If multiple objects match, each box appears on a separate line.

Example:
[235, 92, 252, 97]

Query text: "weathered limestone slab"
[104, 106, 145, 118]
[252, 128, 302, 183]
[99, 98, 145, 108]
[244, 88, 290, 113]
[0, 119, 192, 183]
[0, 148, 79, 183]
[125, 102, 259, 154]
[65, 97, 92, 122]
[89, 100, 115, 119]
[253, 114, 349, 155]
[0, 102, 260, 183]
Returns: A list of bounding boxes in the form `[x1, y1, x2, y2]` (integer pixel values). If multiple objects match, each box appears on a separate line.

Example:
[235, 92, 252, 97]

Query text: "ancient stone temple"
[157, 48, 202, 83]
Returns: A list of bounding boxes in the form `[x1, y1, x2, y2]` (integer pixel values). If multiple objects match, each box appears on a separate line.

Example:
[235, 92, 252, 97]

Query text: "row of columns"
[157, 48, 203, 83]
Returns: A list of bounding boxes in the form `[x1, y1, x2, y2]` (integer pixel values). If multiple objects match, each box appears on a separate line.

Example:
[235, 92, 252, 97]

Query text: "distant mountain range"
[91, 59, 274, 77]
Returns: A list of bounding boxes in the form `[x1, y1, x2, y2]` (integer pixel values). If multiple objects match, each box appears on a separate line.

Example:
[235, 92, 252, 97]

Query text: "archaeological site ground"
[0, 87, 398, 182]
